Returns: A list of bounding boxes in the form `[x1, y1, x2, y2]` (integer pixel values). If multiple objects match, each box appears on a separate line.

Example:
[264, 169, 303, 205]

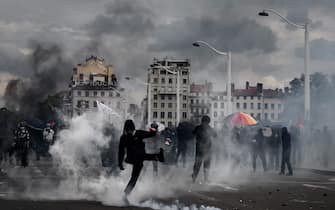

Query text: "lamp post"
[193, 41, 232, 116]
[152, 63, 181, 126]
[259, 8, 310, 121]
[124, 76, 151, 124]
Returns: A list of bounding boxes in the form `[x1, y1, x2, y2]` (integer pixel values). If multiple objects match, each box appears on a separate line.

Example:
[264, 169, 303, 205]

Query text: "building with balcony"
[69, 55, 125, 117]
[147, 58, 191, 126]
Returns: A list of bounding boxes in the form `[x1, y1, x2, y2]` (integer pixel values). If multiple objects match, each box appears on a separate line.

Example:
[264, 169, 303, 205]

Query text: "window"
[264, 113, 268, 120]
[168, 103, 172, 108]
[236, 96, 240, 100]
[77, 91, 82, 96]
[251, 103, 254, 109]
[93, 91, 97, 97]
[154, 78, 158, 83]
[271, 104, 275, 110]
[85, 101, 89, 108]
[168, 121, 173, 127]
[160, 70, 166, 75]
[168, 95, 172, 100]
[201, 99, 205, 104]
[250, 113, 254, 117]
[168, 112, 172, 119]
[182, 112, 187, 119]
[183, 103, 187, 108]
[93, 101, 97, 108]
[257, 113, 261, 119]
[221, 103, 224, 108]
[271, 113, 275, 119]
[183, 95, 187, 100]
[243, 96, 247, 100]
[201, 108, 204, 114]
[169, 78, 173, 84]
[214, 111, 218, 117]
[196, 99, 199, 104]
[257, 103, 261, 110]
[85, 91, 89, 97]
[161, 112, 165, 119]
[214, 103, 218, 109]
[183, 79, 187, 84]
[161, 95, 165, 100]
[161, 103, 165, 108]
[161, 78, 165, 84]
[153, 103, 157, 108]
[79, 74, 83, 81]
[182, 71, 188, 75]
[109, 92, 113, 97]
[264, 103, 268, 110]
[153, 112, 158, 118]
[101, 91, 105, 97]
[236, 103, 240, 109]
[190, 99, 194, 104]
[243, 103, 247, 109]
[154, 95, 157, 100]
[251, 96, 254, 100]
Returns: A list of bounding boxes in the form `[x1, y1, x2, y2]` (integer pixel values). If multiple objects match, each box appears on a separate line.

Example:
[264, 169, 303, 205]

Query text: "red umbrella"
[230, 112, 257, 125]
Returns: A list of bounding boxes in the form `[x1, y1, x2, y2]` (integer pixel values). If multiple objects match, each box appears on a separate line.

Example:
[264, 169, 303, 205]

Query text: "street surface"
[0, 160, 335, 210]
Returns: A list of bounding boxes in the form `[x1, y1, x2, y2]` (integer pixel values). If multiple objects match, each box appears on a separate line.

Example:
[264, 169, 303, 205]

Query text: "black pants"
[252, 149, 267, 172]
[176, 146, 187, 167]
[192, 152, 211, 182]
[124, 154, 158, 195]
[269, 147, 280, 170]
[281, 149, 292, 174]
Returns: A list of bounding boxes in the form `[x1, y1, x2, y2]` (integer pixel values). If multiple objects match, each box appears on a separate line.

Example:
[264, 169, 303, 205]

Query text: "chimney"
[256, 83, 263, 94]
[246, 81, 250, 90]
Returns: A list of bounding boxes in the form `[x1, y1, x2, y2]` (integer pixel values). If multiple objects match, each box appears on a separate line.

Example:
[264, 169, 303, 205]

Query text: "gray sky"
[1, 0, 335, 104]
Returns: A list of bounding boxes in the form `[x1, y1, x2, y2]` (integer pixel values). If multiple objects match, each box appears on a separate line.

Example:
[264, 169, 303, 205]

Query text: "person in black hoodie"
[251, 128, 267, 172]
[279, 127, 293, 176]
[118, 120, 164, 196]
[192, 116, 217, 183]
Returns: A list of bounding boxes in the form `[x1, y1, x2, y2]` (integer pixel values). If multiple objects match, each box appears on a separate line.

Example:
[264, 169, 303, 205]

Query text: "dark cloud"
[86, 0, 155, 38]
[295, 38, 335, 60]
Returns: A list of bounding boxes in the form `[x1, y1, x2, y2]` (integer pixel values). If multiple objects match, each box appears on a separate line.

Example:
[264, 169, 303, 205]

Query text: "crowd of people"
[0, 112, 334, 202]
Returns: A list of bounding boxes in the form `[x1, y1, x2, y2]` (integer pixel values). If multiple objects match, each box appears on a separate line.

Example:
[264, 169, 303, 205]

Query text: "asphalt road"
[1, 159, 335, 210]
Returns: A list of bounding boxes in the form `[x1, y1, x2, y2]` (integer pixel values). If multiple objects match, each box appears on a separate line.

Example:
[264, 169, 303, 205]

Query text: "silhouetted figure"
[269, 128, 281, 170]
[290, 125, 301, 167]
[118, 120, 164, 197]
[144, 122, 161, 177]
[13, 121, 31, 167]
[192, 116, 217, 183]
[176, 122, 193, 167]
[322, 126, 332, 169]
[164, 125, 177, 164]
[279, 127, 293, 176]
[251, 129, 267, 172]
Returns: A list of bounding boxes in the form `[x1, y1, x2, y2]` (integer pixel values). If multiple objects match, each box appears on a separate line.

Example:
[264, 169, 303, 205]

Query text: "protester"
[191, 116, 217, 183]
[279, 127, 293, 176]
[290, 125, 301, 167]
[322, 126, 332, 169]
[251, 128, 267, 172]
[144, 122, 162, 177]
[118, 120, 165, 198]
[42, 123, 55, 159]
[268, 128, 281, 170]
[13, 121, 31, 167]
[176, 122, 194, 168]
[163, 125, 177, 164]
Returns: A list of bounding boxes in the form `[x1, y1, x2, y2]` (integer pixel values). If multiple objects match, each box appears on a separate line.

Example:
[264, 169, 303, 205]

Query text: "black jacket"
[118, 130, 156, 165]
[282, 132, 291, 151]
[193, 124, 217, 155]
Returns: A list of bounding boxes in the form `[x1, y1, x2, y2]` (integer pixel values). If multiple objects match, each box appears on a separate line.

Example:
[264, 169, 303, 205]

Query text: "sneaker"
[158, 148, 165, 162]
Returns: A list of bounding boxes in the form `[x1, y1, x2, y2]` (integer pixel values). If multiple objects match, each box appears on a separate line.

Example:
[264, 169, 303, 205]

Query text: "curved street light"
[193, 40, 233, 116]
[151, 62, 181, 126]
[259, 8, 310, 121]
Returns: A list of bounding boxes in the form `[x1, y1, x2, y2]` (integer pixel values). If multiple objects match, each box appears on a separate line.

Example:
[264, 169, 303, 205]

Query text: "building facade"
[69, 56, 125, 117]
[147, 58, 191, 127]
[233, 82, 285, 121]
[189, 82, 213, 125]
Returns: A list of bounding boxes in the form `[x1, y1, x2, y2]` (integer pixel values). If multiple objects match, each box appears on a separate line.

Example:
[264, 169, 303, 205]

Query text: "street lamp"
[124, 76, 151, 124]
[151, 63, 181, 126]
[259, 8, 310, 121]
[192, 40, 233, 116]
